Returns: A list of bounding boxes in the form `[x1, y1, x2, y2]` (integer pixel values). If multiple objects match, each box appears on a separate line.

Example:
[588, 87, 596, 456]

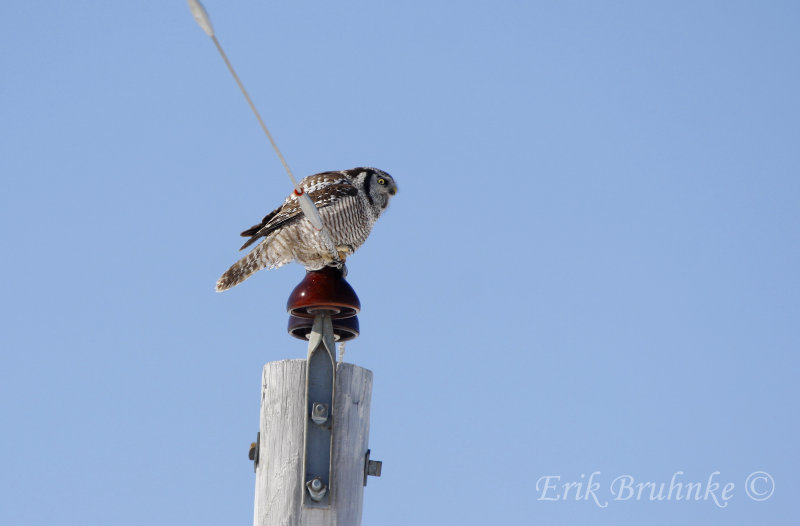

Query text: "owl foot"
[336, 244, 354, 259]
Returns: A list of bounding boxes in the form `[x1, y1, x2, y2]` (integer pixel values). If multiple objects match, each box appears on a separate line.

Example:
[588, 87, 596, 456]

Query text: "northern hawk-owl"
[215, 167, 398, 291]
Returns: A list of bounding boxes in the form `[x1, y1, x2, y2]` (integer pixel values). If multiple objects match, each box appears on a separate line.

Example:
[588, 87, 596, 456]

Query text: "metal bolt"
[306, 477, 328, 501]
[363, 449, 383, 486]
[367, 460, 382, 477]
[311, 402, 329, 424]
[248, 432, 260, 472]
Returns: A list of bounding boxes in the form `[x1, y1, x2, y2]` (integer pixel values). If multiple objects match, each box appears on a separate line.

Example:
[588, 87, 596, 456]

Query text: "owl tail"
[215, 241, 286, 292]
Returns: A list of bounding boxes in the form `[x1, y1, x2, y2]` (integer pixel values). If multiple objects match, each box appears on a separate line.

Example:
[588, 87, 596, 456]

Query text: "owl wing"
[238, 183, 359, 250]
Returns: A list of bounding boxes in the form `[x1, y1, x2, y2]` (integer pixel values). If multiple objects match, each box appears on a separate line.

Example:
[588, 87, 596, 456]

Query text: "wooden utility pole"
[185, 4, 383, 522]
[251, 267, 381, 526]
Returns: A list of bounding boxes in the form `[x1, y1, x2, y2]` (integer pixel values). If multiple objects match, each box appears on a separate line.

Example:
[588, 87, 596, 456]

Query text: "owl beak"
[389, 185, 398, 196]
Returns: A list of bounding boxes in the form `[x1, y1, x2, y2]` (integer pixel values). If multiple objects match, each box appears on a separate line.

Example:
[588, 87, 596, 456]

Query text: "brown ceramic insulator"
[286, 266, 360, 319]
[287, 314, 360, 342]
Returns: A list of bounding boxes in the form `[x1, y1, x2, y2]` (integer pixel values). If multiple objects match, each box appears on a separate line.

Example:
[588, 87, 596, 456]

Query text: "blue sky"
[1, 1, 798, 524]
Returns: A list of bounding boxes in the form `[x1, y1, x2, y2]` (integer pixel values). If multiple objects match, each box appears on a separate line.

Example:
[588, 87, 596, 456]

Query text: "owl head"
[348, 167, 398, 211]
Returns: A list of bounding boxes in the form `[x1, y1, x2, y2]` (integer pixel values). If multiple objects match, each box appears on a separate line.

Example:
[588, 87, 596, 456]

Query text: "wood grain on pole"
[254, 359, 373, 526]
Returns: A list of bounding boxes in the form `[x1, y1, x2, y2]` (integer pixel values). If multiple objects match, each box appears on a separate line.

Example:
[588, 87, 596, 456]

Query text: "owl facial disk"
[374, 172, 397, 196]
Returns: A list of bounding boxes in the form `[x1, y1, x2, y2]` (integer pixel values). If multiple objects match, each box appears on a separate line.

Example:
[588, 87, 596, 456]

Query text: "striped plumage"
[216, 167, 397, 291]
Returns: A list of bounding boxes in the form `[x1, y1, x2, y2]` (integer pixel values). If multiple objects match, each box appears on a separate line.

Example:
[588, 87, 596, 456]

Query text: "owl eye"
[377, 177, 386, 185]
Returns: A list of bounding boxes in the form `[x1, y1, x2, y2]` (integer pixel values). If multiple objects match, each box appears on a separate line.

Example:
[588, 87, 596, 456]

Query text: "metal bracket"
[302, 311, 336, 507]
